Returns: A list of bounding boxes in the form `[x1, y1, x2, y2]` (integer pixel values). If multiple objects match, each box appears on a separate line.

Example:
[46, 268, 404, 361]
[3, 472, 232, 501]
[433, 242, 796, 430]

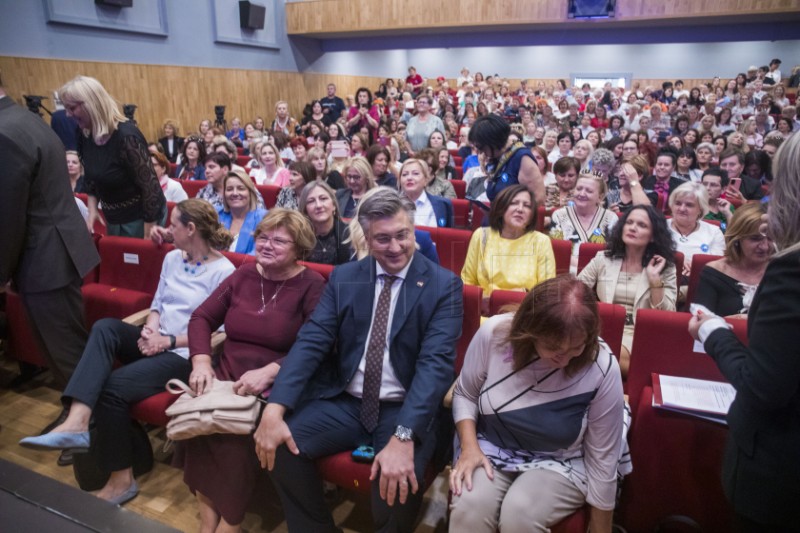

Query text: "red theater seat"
[577, 242, 607, 273]
[180, 180, 207, 198]
[81, 237, 173, 328]
[451, 198, 470, 228]
[451, 179, 466, 199]
[550, 238, 571, 275]
[256, 184, 281, 209]
[685, 254, 722, 307]
[315, 284, 482, 496]
[236, 155, 251, 167]
[422, 226, 472, 276]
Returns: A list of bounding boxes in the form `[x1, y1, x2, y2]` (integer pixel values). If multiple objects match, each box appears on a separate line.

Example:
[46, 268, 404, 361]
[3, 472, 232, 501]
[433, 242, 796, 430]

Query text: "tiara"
[580, 168, 606, 179]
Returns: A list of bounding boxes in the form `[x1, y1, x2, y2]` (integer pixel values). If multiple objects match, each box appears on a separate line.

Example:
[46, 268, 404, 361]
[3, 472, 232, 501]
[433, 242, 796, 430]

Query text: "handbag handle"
[166, 378, 196, 397]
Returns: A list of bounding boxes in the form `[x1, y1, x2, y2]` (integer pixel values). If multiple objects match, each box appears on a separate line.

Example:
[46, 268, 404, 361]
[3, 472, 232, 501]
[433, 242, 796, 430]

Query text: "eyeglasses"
[255, 235, 295, 248]
[345, 173, 363, 181]
[64, 101, 83, 113]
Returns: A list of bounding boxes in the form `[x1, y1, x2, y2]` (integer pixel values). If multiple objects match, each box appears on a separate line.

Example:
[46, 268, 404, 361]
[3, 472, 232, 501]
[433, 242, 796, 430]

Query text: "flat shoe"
[19, 431, 90, 451]
[57, 449, 75, 467]
[107, 480, 139, 506]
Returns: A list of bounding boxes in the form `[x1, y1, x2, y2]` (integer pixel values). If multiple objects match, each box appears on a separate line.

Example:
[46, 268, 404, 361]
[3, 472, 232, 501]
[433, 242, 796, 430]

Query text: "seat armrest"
[210, 332, 226, 356]
[122, 309, 150, 326]
[442, 379, 457, 409]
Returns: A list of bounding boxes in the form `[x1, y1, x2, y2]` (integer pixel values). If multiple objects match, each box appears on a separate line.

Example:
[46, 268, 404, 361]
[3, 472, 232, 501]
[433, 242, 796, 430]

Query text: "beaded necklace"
[183, 252, 209, 275]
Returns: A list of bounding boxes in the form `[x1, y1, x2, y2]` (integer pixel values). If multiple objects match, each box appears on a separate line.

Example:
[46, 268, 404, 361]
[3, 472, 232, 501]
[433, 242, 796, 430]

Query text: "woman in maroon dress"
[179, 208, 326, 532]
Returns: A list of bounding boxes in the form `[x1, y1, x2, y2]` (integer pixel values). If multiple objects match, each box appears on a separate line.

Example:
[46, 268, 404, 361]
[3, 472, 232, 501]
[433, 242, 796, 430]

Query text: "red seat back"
[458, 284, 482, 375]
[451, 179, 466, 199]
[627, 309, 747, 415]
[488, 290, 625, 359]
[470, 202, 486, 231]
[550, 238, 571, 275]
[299, 261, 334, 280]
[168, 163, 177, 178]
[181, 180, 207, 198]
[256, 184, 281, 209]
[685, 254, 722, 306]
[451, 198, 470, 228]
[236, 155, 251, 167]
[95, 237, 172, 295]
[222, 251, 256, 268]
[422, 226, 472, 276]
[577, 242, 607, 273]
[535, 206, 553, 232]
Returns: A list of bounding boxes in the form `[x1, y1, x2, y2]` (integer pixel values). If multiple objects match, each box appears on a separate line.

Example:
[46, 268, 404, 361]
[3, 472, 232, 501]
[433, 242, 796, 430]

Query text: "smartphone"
[729, 177, 742, 191]
[330, 140, 349, 159]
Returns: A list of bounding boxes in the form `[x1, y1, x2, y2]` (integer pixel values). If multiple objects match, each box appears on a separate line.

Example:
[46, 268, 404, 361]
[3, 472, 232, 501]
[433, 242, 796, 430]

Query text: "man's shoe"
[57, 449, 74, 466]
[19, 431, 90, 451]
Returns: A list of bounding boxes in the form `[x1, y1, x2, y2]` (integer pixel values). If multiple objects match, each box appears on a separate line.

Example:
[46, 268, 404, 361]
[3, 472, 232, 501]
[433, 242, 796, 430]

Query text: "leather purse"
[164, 378, 260, 441]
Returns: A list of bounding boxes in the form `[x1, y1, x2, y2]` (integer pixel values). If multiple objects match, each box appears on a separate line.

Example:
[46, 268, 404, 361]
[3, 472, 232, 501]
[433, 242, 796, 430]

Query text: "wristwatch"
[168, 334, 177, 350]
[393, 425, 415, 442]
[649, 279, 665, 289]
[629, 180, 640, 188]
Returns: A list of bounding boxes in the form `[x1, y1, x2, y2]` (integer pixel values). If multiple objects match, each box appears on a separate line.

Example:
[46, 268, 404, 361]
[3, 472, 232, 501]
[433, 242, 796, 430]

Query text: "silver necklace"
[258, 270, 288, 314]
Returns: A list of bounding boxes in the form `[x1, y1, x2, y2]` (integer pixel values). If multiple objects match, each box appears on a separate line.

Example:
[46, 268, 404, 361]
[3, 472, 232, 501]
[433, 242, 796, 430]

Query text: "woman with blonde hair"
[158, 119, 184, 163]
[60, 75, 165, 238]
[305, 146, 345, 189]
[693, 202, 772, 318]
[218, 171, 268, 255]
[249, 141, 290, 186]
[21, 199, 235, 505]
[66, 150, 85, 193]
[398, 158, 454, 227]
[739, 118, 764, 150]
[271, 100, 298, 140]
[335, 156, 376, 218]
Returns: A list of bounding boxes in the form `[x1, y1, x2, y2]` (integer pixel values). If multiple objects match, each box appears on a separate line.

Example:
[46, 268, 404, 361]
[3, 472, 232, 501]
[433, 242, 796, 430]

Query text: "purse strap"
[166, 378, 197, 397]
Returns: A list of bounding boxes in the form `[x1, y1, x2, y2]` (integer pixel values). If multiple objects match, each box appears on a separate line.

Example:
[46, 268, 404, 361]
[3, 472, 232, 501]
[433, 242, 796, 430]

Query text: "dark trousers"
[63, 318, 190, 472]
[20, 277, 87, 387]
[269, 394, 437, 533]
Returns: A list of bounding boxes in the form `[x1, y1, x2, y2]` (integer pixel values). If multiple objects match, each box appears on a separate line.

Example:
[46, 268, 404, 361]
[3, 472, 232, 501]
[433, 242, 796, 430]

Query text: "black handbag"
[72, 419, 154, 491]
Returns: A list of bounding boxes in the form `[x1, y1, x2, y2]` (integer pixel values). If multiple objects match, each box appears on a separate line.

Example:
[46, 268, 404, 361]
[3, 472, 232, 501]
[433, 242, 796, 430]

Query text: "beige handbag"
[164, 378, 261, 441]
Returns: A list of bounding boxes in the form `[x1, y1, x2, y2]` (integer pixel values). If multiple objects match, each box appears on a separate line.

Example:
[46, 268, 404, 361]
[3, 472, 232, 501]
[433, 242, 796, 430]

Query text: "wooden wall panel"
[0, 56, 383, 141]
[287, 0, 800, 35]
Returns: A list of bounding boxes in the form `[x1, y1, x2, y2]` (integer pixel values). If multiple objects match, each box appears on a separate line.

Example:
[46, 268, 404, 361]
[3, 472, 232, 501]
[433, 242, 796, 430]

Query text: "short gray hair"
[696, 142, 715, 154]
[357, 186, 415, 236]
[668, 181, 710, 218]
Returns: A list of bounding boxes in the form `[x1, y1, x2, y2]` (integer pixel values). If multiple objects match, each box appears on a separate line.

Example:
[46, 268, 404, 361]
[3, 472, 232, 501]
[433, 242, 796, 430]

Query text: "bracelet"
[168, 334, 177, 350]
[649, 279, 665, 289]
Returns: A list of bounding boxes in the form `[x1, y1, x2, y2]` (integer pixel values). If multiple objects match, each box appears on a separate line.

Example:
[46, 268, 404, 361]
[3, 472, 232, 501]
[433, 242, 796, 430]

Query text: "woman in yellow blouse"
[462, 184, 556, 315]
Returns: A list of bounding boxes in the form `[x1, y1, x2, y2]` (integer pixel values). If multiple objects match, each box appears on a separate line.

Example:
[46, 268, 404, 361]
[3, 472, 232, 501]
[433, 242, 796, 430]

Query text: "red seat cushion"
[316, 451, 438, 496]
[81, 285, 153, 329]
[130, 391, 179, 427]
[422, 226, 472, 277]
[4, 290, 49, 367]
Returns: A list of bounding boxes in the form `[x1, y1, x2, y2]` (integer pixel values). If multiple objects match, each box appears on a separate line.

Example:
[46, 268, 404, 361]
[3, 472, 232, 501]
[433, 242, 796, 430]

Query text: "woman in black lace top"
[60, 76, 166, 238]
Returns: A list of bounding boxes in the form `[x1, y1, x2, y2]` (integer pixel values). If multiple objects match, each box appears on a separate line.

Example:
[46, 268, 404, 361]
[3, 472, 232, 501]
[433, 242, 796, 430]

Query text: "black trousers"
[20, 277, 87, 387]
[63, 318, 190, 472]
[269, 393, 437, 533]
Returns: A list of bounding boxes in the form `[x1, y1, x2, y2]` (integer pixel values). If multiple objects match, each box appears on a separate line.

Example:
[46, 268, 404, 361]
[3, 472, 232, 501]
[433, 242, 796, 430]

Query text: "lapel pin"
[416, 281, 424, 287]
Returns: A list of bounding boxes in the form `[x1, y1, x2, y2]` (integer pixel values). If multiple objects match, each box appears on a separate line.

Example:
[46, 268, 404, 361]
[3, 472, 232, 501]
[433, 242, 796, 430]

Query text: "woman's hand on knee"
[450, 447, 493, 496]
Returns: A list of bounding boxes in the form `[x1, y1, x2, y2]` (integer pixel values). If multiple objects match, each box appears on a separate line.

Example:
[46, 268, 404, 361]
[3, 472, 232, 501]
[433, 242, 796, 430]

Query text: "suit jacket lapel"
[390, 254, 428, 341]
[602, 258, 624, 303]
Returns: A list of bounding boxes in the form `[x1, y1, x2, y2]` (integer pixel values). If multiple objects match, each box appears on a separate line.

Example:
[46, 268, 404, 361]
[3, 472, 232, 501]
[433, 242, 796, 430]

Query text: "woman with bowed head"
[305, 146, 345, 190]
[176, 136, 207, 181]
[178, 209, 325, 533]
[462, 184, 556, 315]
[449, 275, 630, 533]
[666, 182, 725, 281]
[249, 141, 290, 186]
[335, 156, 376, 219]
[217, 171, 268, 255]
[276, 160, 316, 211]
[550, 170, 618, 270]
[693, 202, 772, 318]
[60, 75, 166, 238]
[299, 180, 352, 265]
[366, 143, 397, 189]
[398, 158, 454, 228]
[578, 205, 677, 374]
[151, 150, 188, 203]
[20, 200, 235, 504]
[688, 130, 800, 533]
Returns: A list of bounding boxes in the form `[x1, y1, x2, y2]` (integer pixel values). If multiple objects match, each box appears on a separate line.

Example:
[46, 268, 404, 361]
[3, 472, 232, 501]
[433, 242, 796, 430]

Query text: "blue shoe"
[107, 480, 139, 506]
[19, 431, 90, 451]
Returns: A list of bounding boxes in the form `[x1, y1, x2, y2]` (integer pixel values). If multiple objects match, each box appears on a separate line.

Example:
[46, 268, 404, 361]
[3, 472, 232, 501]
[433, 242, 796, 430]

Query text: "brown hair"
[222, 171, 259, 211]
[175, 199, 233, 250]
[254, 208, 316, 260]
[502, 275, 600, 375]
[150, 150, 170, 172]
[287, 160, 316, 186]
[488, 184, 537, 233]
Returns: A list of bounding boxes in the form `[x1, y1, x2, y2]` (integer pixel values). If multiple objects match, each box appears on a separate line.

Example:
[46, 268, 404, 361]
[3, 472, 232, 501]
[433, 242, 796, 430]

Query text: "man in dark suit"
[0, 74, 100, 388]
[257, 188, 463, 532]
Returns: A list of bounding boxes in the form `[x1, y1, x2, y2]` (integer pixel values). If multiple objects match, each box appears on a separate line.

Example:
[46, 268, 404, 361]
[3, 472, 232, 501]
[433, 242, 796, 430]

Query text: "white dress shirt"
[346, 259, 413, 401]
[412, 191, 437, 228]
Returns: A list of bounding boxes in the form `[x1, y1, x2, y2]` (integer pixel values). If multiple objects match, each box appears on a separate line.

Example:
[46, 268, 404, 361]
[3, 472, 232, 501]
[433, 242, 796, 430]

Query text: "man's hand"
[254, 403, 299, 470]
[150, 225, 173, 245]
[370, 437, 418, 506]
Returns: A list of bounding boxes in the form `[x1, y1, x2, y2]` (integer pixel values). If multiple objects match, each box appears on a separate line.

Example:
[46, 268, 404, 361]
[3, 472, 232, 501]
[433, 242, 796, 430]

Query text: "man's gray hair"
[357, 186, 415, 236]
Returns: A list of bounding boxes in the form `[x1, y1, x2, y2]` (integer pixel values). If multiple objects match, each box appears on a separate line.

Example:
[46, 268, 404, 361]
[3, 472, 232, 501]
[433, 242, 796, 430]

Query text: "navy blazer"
[429, 194, 454, 228]
[269, 252, 463, 439]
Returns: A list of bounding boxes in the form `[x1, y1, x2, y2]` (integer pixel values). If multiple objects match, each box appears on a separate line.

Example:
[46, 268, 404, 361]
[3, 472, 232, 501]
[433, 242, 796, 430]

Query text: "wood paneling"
[0, 56, 384, 141]
[287, 0, 800, 35]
